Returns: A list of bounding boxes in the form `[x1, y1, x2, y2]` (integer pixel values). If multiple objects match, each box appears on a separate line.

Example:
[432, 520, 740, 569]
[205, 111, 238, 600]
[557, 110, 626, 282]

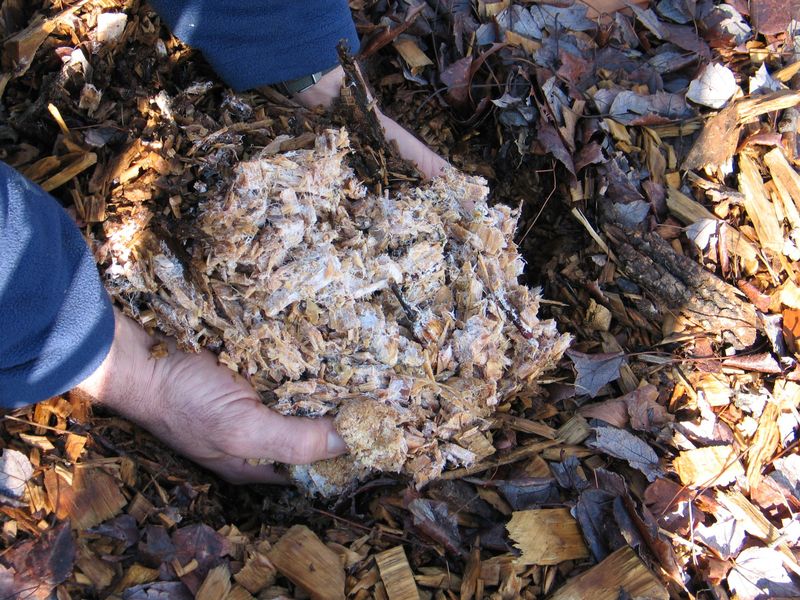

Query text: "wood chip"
[745, 402, 780, 489]
[673, 445, 745, 487]
[507, 508, 589, 565]
[738, 153, 784, 253]
[375, 546, 420, 600]
[267, 525, 345, 600]
[196, 564, 232, 600]
[764, 147, 800, 228]
[233, 548, 276, 594]
[64, 434, 87, 462]
[548, 546, 669, 600]
[393, 38, 433, 73]
[43, 467, 127, 530]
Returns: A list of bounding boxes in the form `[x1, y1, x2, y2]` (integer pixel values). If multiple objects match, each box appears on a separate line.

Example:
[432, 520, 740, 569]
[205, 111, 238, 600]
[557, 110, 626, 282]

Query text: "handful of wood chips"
[101, 129, 570, 495]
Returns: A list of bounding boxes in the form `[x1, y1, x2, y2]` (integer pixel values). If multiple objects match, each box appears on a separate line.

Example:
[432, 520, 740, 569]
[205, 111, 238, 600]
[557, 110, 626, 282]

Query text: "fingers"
[200, 456, 289, 485]
[219, 399, 349, 465]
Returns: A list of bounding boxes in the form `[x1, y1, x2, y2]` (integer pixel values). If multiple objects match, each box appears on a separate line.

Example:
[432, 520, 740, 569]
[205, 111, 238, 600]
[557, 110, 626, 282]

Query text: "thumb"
[221, 399, 349, 464]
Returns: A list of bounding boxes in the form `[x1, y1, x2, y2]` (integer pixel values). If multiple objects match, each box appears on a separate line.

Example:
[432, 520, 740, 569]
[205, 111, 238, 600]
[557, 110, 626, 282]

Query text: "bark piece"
[606, 227, 758, 348]
[267, 525, 345, 600]
[549, 546, 668, 600]
[506, 508, 589, 565]
[683, 90, 800, 171]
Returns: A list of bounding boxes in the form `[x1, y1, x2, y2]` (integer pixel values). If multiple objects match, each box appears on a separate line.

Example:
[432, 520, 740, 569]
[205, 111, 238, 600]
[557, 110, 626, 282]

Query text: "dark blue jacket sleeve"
[0, 162, 114, 408]
[149, 0, 360, 91]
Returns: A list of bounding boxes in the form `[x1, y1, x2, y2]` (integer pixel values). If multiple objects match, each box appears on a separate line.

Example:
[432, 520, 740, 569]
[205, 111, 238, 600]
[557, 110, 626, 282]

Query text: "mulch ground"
[1, 0, 800, 599]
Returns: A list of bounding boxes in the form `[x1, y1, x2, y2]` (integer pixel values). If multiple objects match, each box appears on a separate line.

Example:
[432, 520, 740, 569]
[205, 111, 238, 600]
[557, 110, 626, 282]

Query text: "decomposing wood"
[104, 130, 569, 494]
[267, 525, 346, 600]
[506, 508, 589, 565]
[375, 546, 420, 600]
[683, 90, 800, 171]
[548, 546, 668, 600]
[605, 227, 759, 349]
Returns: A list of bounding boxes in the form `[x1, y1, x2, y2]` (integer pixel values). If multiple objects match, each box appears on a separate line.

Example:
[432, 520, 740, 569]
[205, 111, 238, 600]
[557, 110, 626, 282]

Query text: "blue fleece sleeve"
[0, 162, 114, 408]
[149, 0, 360, 91]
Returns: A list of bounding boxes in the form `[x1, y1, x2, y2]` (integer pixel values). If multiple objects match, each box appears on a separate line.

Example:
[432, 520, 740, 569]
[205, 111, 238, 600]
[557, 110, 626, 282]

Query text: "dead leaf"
[751, 0, 800, 35]
[121, 582, 194, 600]
[567, 350, 625, 397]
[623, 385, 674, 431]
[408, 498, 462, 556]
[687, 63, 738, 109]
[0, 521, 75, 600]
[728, 547, 800, 600]
[587, 424, 662, 480]
[694, 509, 745, 560]
[0, 448, 33, 501]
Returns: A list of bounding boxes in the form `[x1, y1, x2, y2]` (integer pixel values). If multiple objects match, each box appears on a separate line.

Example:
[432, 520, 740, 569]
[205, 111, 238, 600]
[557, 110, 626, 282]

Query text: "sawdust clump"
[101, 129, 570, 495]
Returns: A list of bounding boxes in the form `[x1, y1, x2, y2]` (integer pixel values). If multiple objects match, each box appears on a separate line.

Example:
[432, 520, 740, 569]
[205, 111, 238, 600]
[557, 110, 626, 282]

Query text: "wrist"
[76, 307, 158, 415]
[292, 65, 346, 110]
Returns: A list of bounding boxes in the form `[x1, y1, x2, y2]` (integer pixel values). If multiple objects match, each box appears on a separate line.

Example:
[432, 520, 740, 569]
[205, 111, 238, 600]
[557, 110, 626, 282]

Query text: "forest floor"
[1, 0, 800, 599]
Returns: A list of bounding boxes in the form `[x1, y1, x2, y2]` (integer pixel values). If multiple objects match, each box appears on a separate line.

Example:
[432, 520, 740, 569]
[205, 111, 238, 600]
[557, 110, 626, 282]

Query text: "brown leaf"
[0, 521, 75, 600]
[751, 0, 800, 35]
[721, 353, 782, 374]
[579, 399, 629, 428]
[587, 425, 662, 480]
[171, 524, 231, 594]
[567, 350, 625, 397]
[622, 385, 673, 431]
[408, 498, 463, 556]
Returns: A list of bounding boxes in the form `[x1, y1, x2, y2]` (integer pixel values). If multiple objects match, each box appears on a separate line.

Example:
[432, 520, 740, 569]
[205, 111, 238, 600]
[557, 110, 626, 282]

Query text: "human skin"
[292, 66, 450, 179]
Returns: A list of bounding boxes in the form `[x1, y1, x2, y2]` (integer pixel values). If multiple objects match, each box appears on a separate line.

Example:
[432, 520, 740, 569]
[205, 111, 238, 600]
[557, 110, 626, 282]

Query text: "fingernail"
[327, 431, 348, 456]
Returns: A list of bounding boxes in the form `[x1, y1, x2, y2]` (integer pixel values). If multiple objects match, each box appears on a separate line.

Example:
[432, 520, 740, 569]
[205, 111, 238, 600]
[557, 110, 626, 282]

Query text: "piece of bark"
[267, 525, 345, 600]
[683, 90, 800, 171]
[548, 546, 668, 600]
[506, 508, 589, 565]
[605, 227, 758, 349]
[375, 546, 420, 600]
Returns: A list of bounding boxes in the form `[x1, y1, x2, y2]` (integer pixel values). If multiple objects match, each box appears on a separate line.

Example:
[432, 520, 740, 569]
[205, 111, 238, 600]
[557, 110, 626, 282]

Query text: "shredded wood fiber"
[101, 129, 570, 495]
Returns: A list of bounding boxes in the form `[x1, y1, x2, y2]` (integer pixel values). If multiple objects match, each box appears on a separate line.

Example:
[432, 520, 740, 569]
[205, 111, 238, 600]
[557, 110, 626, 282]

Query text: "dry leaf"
[673, 445, 745, 487]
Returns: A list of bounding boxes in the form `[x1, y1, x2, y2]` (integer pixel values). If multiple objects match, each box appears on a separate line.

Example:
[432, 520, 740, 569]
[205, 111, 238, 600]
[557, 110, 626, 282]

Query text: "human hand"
[291, 66, 449, 179]
[76, 308, 348, 483]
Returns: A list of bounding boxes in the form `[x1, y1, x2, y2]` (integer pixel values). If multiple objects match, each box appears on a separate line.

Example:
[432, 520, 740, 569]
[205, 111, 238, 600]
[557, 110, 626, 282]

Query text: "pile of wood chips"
[100, 127, 569, 494]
